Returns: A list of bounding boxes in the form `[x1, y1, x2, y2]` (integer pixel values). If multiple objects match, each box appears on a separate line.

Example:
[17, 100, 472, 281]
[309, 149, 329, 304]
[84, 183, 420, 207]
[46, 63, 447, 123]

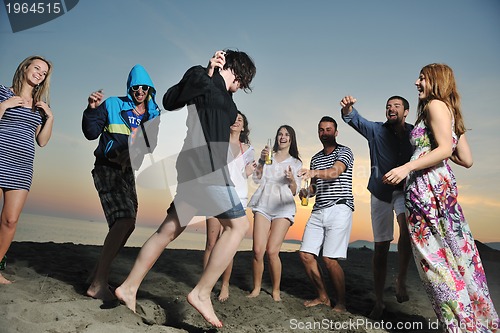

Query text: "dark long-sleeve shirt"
[163, 65, 238, 185]
[342, 108, 414, 202]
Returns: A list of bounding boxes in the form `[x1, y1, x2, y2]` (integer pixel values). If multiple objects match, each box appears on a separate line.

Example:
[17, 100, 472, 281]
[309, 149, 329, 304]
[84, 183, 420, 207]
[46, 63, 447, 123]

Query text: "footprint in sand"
[135, 300, 167, 325]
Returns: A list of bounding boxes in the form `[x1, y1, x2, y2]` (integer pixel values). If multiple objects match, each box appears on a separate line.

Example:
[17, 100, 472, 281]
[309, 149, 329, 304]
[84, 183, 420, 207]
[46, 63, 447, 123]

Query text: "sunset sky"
[1, 0, 499, 244]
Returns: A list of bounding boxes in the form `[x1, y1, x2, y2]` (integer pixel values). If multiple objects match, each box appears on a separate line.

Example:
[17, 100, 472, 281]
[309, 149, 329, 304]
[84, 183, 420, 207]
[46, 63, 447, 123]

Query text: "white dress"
[248, 156, 302, 222]
[228, 145, 254, 208]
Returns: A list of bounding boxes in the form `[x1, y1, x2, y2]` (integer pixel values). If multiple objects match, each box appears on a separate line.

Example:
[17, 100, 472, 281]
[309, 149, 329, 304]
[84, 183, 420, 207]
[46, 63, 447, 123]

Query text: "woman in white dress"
[203, 111, 255, 302]
[247, 125, 302, 301]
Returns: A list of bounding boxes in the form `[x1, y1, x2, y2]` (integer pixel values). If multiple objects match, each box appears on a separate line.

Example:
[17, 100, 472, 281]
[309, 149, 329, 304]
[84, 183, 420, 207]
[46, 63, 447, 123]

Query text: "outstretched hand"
[340, 95, 357, 115]
[88, 89, 104, 109]
[298, 168, 312, 180]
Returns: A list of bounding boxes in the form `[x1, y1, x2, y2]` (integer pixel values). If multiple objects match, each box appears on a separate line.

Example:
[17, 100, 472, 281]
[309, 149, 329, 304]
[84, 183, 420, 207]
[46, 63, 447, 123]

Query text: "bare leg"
[323, 257, 347, 312]
[203, 217, 220, 270]
[87, 223, 135, 285]
[247, 213, 270, 298]
[396, 212, 411, 303]
[86, 217, 135, 301]
[266, 218, 290, 301]
[369, 241, 390, 319]
[187, 215, 249, 327]
[299, 251, 331, 307]
[204, 218, 233, 302]
[115, 212, 186, 312]
[218, 257, 233, 302]
[0, 189, 29, 285]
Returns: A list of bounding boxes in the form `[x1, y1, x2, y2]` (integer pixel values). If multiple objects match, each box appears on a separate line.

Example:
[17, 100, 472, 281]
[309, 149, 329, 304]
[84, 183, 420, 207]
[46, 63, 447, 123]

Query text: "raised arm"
[82, 89, 107, 140]
[252, 145, 270, 182]
[163, 66, 211, 111]
[206, 50, 226, 77]
[300, 160, 347, 181]
[340, 95, 357, 116]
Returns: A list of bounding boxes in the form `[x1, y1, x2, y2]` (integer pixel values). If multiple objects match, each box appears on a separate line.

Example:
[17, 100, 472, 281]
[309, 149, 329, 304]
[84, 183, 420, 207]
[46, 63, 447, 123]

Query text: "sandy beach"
[1, 215, 499, 332]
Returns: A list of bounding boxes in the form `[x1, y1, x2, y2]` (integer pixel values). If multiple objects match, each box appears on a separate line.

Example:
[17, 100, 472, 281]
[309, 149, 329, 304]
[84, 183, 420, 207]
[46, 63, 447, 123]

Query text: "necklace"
[132, 105, 145, 116]
[21, 97, 33, 108]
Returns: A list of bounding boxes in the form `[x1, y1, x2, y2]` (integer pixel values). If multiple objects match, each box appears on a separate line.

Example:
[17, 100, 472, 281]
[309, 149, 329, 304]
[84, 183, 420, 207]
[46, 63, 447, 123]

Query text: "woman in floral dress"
[383, 63, 498, 332]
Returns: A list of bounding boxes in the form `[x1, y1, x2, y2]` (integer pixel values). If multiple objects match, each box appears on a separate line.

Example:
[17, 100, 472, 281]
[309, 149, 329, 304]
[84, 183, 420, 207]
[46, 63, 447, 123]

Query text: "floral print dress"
[405, 120, 499, 332]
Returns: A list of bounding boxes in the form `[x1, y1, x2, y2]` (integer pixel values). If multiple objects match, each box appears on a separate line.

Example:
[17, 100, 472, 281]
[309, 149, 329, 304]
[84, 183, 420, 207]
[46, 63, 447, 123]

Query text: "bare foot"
[218, 284, 229, 302]
[247, 289, 260, 298]
[272, 290, 281, 302]
[333, 304, 347, 313]
[395, 278, 409, 303]
[187, 289, 222, 328]
[115, 285, 137, 313]
[86, 283, 116, 302]
[304, 297, 331, 307]
[368, 303, 385, 320]
[0, 273, 12, 285]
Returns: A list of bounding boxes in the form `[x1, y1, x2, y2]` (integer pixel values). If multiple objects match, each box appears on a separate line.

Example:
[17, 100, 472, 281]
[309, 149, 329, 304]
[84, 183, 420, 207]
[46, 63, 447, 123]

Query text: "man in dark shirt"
[341, 95, 414, 319]
[116, 50, 256, 328]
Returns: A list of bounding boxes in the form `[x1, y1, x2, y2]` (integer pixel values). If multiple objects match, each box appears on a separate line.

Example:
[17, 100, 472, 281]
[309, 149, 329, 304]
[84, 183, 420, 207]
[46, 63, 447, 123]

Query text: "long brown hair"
[416, 63, 466, 136]
[237, 111, 251, 144]
[11, 55, 53, 106]
[272, 125, 301, 162]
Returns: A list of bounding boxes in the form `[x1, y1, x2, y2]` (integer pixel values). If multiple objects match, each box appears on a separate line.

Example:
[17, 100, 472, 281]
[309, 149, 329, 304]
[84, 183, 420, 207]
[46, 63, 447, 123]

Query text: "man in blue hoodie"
[82, 64, 160, 301]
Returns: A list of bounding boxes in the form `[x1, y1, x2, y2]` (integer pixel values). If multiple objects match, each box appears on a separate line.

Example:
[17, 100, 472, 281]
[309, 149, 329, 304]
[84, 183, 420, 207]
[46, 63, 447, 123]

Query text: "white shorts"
[299, 204, 352, 259]
[252, 209, 294, 225]
[370, 191, 406, 242]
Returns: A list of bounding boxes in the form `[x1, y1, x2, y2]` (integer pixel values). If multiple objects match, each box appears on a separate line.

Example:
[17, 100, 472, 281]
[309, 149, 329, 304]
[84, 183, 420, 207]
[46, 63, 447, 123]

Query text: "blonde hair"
[11, 55, 53, 106]
[416, 63, 466, 137]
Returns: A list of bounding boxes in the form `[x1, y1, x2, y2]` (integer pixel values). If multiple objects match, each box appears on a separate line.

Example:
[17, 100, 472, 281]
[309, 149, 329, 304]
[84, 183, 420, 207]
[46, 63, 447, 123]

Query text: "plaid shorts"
[92, 165, 138, 227]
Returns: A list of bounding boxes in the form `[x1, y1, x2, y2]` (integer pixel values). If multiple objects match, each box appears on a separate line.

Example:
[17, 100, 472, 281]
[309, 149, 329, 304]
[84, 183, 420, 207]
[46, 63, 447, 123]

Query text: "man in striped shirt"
[298, 116, 354, 313]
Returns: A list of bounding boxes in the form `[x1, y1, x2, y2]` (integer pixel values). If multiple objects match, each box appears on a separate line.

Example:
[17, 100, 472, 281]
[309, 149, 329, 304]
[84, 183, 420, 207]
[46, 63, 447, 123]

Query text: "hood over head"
[126, 64, 159, 113]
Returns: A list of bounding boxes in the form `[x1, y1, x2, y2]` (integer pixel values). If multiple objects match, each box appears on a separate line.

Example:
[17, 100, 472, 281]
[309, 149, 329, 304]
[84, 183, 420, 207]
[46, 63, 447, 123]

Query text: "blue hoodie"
[82, 64, 161, 168]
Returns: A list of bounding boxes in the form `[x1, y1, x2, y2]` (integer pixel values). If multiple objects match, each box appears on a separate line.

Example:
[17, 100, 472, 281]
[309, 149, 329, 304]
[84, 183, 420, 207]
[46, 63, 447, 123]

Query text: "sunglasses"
[131, 85, 150, 92]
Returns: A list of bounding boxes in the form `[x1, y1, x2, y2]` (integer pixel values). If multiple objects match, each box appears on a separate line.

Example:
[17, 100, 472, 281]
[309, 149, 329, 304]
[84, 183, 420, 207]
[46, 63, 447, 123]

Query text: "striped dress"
[0, 85, 42, 191]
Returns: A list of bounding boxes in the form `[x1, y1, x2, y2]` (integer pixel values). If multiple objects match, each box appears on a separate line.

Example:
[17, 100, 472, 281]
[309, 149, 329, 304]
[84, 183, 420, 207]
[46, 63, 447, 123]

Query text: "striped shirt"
[310, 144, 354, 211]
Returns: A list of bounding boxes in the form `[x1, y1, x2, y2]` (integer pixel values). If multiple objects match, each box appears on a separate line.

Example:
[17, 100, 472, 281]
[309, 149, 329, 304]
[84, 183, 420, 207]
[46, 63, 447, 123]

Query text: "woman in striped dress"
[0, 55, 54, 284]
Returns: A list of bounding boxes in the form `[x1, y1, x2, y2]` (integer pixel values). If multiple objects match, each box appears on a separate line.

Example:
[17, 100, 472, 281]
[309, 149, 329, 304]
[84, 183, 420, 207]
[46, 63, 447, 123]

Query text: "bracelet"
[258, 158, 265, 165]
